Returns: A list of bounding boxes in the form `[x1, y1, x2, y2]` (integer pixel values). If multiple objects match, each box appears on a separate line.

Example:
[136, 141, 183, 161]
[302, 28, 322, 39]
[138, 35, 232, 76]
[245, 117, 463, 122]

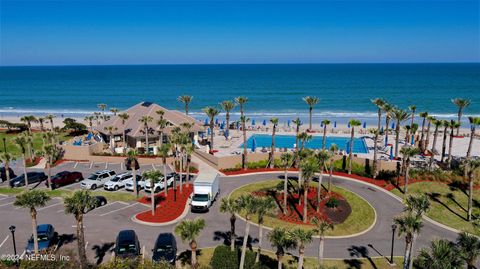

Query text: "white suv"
[81, 170, 116, 190]
[125, 175, 145, 192]
[144, 173, 175, 193]
[104, 172, 132, 191]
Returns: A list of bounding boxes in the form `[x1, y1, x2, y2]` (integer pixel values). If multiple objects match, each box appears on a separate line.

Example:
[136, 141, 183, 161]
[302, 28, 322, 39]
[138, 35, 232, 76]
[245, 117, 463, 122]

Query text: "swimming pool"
[240, 134, 369, 154]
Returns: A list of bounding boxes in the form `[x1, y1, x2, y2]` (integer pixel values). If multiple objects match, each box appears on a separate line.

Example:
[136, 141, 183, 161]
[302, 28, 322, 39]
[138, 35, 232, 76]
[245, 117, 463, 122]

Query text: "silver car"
[80, 170, 116, 190]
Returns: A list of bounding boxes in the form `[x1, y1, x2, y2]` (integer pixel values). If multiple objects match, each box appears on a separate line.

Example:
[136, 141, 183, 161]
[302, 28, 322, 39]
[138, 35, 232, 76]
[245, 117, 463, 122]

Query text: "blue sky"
[1, 0, 479, 65]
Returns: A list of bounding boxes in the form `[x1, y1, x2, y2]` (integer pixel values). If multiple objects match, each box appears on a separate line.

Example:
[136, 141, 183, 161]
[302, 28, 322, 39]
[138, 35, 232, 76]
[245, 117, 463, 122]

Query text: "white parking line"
[85, 241, 89, 250]
[90, 162, 94, 169]
[105, 163, 108, 169]
[38, 202, 63, 211]
[0, 235, 9, 249]
[100, 202, 139, 216]
[0, 196, 13, 201]
[116, 201, 130, 206]
[0, 202, 15, 207]
[74, 162, 79, 168]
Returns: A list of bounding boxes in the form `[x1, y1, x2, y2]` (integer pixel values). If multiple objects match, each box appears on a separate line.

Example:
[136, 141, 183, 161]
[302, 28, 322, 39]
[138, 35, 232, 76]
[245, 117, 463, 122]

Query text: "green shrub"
[210, 245, 238, 269]
[243, 249, 257, 269]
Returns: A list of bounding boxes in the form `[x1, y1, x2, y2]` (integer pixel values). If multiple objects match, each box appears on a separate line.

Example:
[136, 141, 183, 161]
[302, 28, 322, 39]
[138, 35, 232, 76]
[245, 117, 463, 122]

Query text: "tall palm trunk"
[394, 121, 401, 158]
[420, 117, 426, 151]
[466, 125, 475, 159]
[132, 167, 138, 198]
[308, 107, 313, 131]
[256, 224, 264, 263]
[270, 125, 276, 168]
[50, 120, 54, 131]
[145, 127, 149, 154]
[322, 125, 327, 149]
[283, 169, 288, 214]
[225, 112, 230, 140]
[318, 236, 325, 264]
[425, 120, 431, 150]
[404, 159, 410, 195]
[328, 159, 334, 194]
[239, 216, 251, 269]
[242, 120, 247, 169]
[190, 240, 197, 267]
[441, 126, 448, 163]
[158, 131, 164, 147]
[303, 184, 308, 223]
[447, 126, 455, 167]
[150, 180, 155, 215]
[230, 214, 236, 251]
[403, 236, 412, 269]
[179, 153, 184, 193]
[46, 161, 52, 190]
[5, 163, 12, 188]
[348, 127, 355, 174]
[468, 168, 474, 221]
[123, 128, 127, 154]
[408, 233, 418, 269]
[373, 108, 381, 178]
[209, 120, 214, 150]
[22, 156, 29, 187]
[163, 158, 168, 197]
[277, 254, 283, 269]
[77, 215, 88, 269]
[297, 246, 305, 269]
[295, 125, 300, 167]
[429, 125, 440, 170]
[385, 117, 390, 146]
[31, 208, 39, 254]
[317, 170, 323, 212]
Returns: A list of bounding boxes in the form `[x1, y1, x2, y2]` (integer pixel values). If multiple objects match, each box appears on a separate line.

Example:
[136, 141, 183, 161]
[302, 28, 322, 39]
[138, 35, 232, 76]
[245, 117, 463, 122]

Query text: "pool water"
[240, 134, 369, 154]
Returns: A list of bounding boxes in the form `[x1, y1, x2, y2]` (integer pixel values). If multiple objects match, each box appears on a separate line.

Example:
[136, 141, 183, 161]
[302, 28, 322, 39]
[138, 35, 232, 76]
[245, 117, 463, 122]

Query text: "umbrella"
[204, 118, 208, 126]
[225, 130, 229, 138]
[236, 121, 240, 129]
[391, 122, 395, 129]
[411, 134, 415, 145]
[363, 122, 366, 128]
[320, 122, 324, 127]
[220, 123, 224, 130]
[389, 146, 394, 160]
[207, 128, 211, 135]
[347, 122, 351, 128]
[287, 120, 291, 127]
[334, 121, 337, 128]
[380, 126, 384, 133]
[385, 135, 389, 147]
[251, 138, 257, 152]
[252, 119, 256, 126]
[215, 118, 219, 125]
[262, 119, 267, 126]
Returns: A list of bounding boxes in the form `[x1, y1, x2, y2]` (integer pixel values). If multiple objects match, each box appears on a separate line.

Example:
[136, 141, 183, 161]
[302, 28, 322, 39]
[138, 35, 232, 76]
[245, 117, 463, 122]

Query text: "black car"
[85, 196, 107, 213]
[0, 167, 16, 182]
[10, 172, 47, 187]
[114, 230, 141, 259]
[152, 233, 177, 264]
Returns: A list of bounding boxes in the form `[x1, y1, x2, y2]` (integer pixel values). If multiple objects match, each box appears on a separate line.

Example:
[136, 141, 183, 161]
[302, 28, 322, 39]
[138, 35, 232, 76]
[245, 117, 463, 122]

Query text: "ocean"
[0, 63, 479, 124]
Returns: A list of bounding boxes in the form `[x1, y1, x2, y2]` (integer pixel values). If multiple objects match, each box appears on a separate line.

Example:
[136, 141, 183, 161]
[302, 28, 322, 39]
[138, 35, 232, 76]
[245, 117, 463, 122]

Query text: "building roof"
[97, 102, 204, 138]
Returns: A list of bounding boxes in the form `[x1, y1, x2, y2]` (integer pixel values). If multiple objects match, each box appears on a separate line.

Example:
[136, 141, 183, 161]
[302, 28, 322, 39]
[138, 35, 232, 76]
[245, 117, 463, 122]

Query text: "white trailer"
[190, 171, 220, 212]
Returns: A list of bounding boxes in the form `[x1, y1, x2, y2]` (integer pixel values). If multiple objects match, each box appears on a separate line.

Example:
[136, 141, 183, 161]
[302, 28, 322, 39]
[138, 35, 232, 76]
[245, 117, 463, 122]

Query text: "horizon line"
[1, 61, 479, 68]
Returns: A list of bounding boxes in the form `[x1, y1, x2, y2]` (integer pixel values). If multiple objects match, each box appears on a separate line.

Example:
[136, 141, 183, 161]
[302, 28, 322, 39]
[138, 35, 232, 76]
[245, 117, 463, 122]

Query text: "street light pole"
[9, 225, 17, 266]
[390, 224, 397, 264]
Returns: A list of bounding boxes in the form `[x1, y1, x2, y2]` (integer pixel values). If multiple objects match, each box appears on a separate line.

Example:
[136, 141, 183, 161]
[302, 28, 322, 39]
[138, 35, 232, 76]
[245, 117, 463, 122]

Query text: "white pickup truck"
[190, 171, 219, 212]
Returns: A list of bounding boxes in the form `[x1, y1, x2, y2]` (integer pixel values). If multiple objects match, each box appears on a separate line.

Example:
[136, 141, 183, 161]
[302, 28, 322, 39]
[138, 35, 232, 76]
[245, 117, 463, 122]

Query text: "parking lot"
[0, 160, 196, 265]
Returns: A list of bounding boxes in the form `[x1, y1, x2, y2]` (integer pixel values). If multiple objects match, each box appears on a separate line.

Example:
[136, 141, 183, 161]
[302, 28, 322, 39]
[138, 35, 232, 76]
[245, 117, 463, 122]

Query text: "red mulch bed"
[135, 183, 193, 223]
[252, 186, 350, 225]
[221, 168, 298, 176]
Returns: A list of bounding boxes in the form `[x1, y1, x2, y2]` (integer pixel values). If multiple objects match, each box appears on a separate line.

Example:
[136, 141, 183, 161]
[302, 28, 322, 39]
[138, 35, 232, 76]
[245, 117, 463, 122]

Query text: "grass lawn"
[229, 180, 375, 236]
[0, 187, 138, 202]
[391, 181, 480, 235]
[0, 130, 71, 158]
[193, 247, 403, 269]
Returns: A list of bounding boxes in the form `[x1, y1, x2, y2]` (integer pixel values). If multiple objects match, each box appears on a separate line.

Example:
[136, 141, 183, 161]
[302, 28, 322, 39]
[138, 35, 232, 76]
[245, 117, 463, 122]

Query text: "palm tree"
[84, 115, 94, 132]
[255, 197, 277, 262]
[269, 117, 279, 168]
[408, 105, 416, 143]
[395, 212, 423, 269]
[63, 190, 98, 269]
[97, 103, 107, 119]
[424, 116, 435, 150]
[14, 133, 31, 187]
[297, 132, 311, 151]
[236, 96, 248, 168]
[440, 120, 450, 163]
[371, 98, 386, 177]
[389, 109, 410, 158]
[20, 115, 38, 134]
[466, 117, 480, 159]
[139, 115, 153, 154]
[203, 106, 219, 151]
[268, 227, 296, 269]
[237, 195, 259, 269]
[93, 112, 101, 125]
[347, 119, 362, 174]
[429, 118, 442, 169]
[292, 118, 302, 167]
[321, 119, 331, 150]
[0, 152, 15, 188]
[178, 95, 193, 115]
[300, 156, 319, 223]
[37, 117, 45, 132]
[219, 197, 240, 251]
[142, 169, 162, 215]
[109, 107, 119, 116]
[280, 153, 293, 214]
[419, 112, 428, 151]
[157, 118, 167, 147]
[220, 100, 235, 140]
[117, 113, 130, 154]
[311, 217, 334, 264]
[327, 144, 338, 194]
[290, 228, 314, 269]
[457, 231, 480, 269]
[126, 150, 139, 197]
[447, 120, 460, 167]
[175, 218, 206, 268]
[414, 239, 464, 269]
[45, 114, 56, 130]
[400, 146, 420, 195]
[41, 143, 57, 190]
[315, 149, 330, 211]
[303, 96, 319, 131]
[452, 98, 471, 136]
[404, 194, 430, 218]
[104, 126, 118, 153]
[14, 190, 50, 254]
[157, 144, 170, 196]
[464, 159, 480, 221]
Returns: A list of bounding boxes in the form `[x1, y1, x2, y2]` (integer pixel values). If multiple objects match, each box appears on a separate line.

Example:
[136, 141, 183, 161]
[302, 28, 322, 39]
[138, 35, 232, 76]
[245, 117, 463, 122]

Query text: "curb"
[225, 171, 464, 236]
[131, 198, 191, 227]
[226, 179, 377, 239]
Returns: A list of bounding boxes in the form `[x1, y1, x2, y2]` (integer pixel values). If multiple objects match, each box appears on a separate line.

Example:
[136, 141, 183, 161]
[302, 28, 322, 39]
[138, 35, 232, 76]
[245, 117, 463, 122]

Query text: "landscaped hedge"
[210, 245, 237, 269]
